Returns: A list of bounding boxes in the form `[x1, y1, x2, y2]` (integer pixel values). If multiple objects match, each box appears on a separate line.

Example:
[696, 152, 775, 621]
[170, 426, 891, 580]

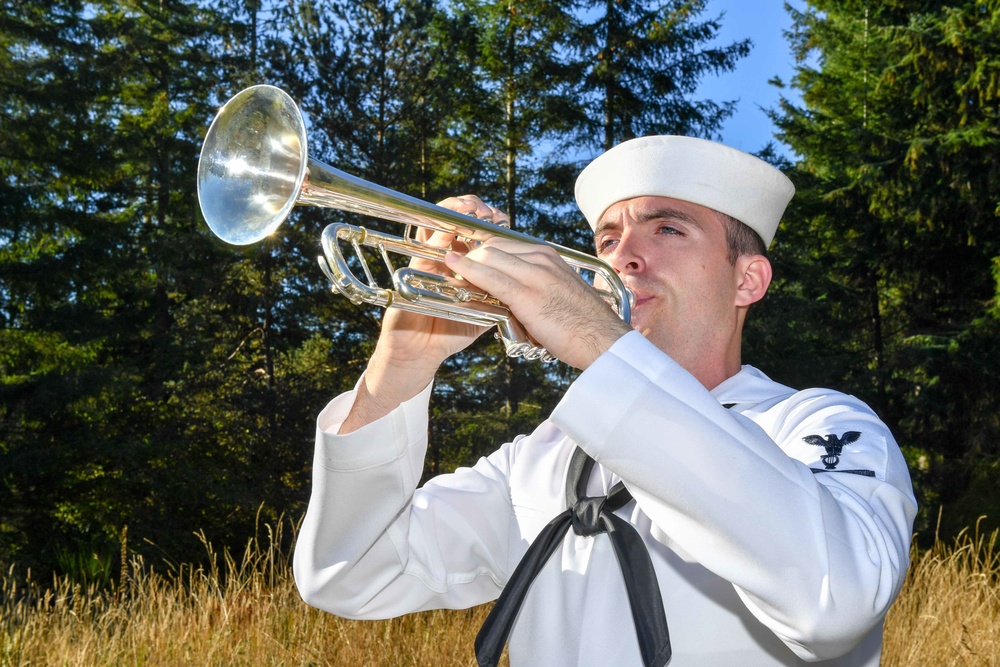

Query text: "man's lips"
[629, 290, 653, 307]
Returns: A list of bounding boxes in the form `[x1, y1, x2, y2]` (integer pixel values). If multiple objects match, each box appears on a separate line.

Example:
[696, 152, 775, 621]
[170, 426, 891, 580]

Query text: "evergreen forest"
[2, 0, 999, 581]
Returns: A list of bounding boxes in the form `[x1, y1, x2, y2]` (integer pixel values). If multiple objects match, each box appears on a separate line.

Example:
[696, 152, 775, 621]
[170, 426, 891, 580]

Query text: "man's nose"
[609, 230, 645, 275]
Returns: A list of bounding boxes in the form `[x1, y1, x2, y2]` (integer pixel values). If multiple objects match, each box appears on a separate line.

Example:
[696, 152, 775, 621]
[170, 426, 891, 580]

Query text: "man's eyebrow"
[594, 219, 619, 236]
[637, 206, 702, 228]
[594, 206, 702, 235]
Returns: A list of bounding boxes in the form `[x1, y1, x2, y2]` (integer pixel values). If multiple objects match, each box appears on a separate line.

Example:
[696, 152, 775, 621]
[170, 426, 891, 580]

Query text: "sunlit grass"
[3, 514, 997, 666]
[882, 519, 1000, 666]
[1, 515, 500, 667]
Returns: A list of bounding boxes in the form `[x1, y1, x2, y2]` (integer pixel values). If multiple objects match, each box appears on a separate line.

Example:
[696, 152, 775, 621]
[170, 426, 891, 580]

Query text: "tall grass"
[883, 519, 1000, 666]
[2, 515, 997, 666]
[1, 515, 500, 667]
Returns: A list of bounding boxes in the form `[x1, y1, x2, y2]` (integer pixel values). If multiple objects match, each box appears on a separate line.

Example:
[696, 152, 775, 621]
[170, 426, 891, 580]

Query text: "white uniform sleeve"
[292, 379, 512, 619]
[550, 331, 917, 662]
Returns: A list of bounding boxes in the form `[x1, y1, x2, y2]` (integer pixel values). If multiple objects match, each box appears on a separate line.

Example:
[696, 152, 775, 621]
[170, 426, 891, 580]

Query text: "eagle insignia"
[803, 431, 862, 470]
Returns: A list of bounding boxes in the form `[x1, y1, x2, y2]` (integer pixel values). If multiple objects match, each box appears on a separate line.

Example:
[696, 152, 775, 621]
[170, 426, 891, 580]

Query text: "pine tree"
[573, 0, 750, 151]
[772, 0, 1000, 539]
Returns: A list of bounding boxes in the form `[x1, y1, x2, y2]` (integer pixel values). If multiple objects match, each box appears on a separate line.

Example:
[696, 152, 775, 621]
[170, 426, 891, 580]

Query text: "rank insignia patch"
[804, 431, 876, 477]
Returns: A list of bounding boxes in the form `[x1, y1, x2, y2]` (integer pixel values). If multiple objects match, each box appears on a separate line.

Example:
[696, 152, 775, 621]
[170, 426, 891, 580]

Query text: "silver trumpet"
[197, 85, 631, 362]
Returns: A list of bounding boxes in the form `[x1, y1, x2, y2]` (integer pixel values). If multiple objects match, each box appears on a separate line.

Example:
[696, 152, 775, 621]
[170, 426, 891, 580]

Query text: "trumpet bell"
[197, 85, 308, 245]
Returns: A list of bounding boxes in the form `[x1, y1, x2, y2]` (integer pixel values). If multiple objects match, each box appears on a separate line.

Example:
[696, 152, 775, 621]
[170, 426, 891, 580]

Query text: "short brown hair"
[720, 213, 767, 264]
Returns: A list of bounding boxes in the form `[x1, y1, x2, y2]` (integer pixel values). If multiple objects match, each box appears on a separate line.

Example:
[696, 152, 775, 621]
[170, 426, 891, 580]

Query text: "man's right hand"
[339, 196, 506, 433]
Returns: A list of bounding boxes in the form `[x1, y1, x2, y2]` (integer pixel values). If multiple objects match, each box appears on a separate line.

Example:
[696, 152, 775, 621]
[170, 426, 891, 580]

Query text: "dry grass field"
[882, 521, 1000, 666]
[2, 516, 997, 667]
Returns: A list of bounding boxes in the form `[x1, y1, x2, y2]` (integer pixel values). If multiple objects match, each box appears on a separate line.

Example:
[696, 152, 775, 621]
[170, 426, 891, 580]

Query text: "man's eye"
[598, 238, 618, 252]
[658, 225, 681, 235]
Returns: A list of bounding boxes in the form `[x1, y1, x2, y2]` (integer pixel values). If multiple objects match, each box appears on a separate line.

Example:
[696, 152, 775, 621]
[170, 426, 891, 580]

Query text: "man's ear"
[734, 255, 772, 307]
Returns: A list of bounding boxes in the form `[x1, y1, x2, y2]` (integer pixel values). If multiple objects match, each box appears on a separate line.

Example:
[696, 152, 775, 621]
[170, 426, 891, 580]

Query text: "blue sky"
[696, 0, 806, 156]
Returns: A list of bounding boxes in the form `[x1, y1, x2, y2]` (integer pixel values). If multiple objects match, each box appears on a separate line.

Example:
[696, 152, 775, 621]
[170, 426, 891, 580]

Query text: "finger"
[442, 249, 516, 299]
[473, 236, 562, 263]
[403, 230, 483, 293]
[437, 195, 512, 228]
[489, 206, 510, 228]
[444, 244, 559, 300]
[419, 227, 456, 248]
[436, 194, 487, 218]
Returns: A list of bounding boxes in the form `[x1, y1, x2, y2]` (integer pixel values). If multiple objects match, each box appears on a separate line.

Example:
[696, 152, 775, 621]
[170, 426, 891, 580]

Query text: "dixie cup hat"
[575, 136, 795, 248]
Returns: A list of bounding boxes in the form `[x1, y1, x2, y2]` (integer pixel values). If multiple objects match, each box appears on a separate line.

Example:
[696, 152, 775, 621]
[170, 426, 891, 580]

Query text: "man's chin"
[628, 309, 655, 335]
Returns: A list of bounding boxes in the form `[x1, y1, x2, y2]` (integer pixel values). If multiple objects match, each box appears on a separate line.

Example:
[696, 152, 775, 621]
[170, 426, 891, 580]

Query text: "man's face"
[594, 196, 750, 371]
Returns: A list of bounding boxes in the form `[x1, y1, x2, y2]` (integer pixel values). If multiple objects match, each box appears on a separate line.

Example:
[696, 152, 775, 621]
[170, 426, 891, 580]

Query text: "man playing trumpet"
[292, 136, 916, 666]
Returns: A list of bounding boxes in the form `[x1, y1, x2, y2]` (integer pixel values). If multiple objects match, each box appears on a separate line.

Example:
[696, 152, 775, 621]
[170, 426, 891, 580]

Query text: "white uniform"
[294, 331, 917, 666]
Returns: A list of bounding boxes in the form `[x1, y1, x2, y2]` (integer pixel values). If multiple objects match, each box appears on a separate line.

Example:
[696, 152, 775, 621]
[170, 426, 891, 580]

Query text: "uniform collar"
[711, 365, 796, 410]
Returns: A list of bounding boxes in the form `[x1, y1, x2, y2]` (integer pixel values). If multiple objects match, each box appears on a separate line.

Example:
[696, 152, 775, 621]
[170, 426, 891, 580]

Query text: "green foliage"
[0, 0, 300, 574]
[572, 0, 750, 151]
[768, 0, 1000, 539]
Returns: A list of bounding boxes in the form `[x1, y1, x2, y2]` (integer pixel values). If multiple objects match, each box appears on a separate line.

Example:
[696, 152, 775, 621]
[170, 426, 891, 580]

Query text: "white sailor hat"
[574, 135, 795, 247]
